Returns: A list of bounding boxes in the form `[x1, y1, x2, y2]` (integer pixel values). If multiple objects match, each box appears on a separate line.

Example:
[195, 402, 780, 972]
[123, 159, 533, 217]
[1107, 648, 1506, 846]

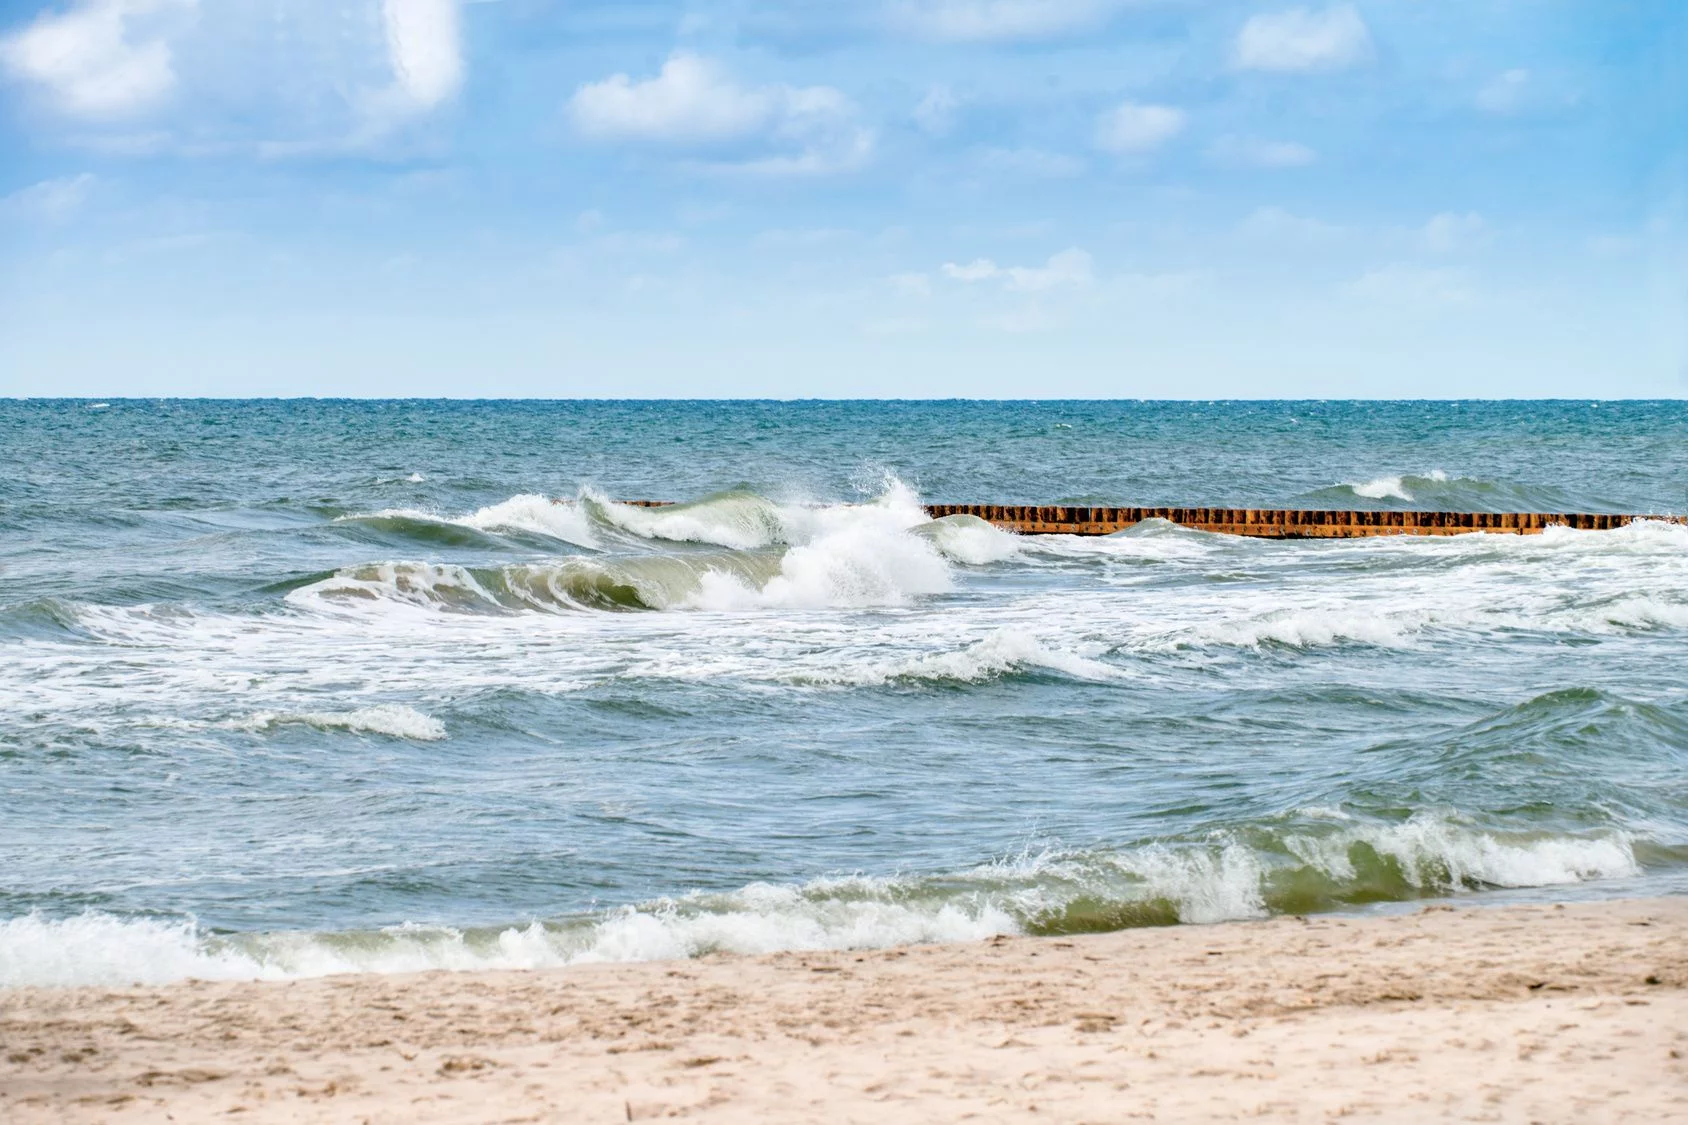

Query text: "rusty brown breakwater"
[609, 499, 1686, 538]
[918, 504, 1688, 537]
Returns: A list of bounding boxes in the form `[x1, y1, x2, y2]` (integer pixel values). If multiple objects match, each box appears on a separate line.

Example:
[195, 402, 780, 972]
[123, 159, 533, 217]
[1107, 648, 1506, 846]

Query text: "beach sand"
[3, 897, 1684, 1123]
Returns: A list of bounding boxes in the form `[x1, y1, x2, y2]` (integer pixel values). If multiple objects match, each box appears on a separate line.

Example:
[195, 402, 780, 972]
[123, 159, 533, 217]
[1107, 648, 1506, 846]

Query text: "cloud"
[1419, 211, 1487, 254]
[381, 0, 463, 110]
[1476, 68, 1529, 114]
[885, 0, 1123, 43]
[1239, 205, 1342, 241]
[1348, 265, 1470, 305]
[0, 0, 192, 119]
[1208, 135, 1316, 168]
[570, 53, 776, 143]
[912, 84, 958, 135]
[1094, 101, 1184, 154]
[1232, 5, 1372, 73]
[942, 247, 1092, 292]
[0, 173, 96, 223]
[977, 147, 1085, 178]
[888, 271, 932, 297]
[568, 53, 872, 175]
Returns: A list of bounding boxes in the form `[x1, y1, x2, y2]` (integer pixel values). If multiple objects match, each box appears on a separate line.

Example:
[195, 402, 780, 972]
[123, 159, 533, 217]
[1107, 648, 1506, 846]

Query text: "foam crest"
[238, 704, 447, 741]
[582, 489, 786, 550]
[1282, 815, 1639, 890]
[338, 496, 598, 547]
[0, 815, 1648, 989]
[1177, 607, 1420, 650]
[809, 630, 1126, 686]
[0, 913, 270, 988]
[0, 889, 1016, 989]
[1102, 843, 1270, 924]
[457, 494, 598, 544]
[912, 514, 1022, 565]
[1349, 470, 1448, 501]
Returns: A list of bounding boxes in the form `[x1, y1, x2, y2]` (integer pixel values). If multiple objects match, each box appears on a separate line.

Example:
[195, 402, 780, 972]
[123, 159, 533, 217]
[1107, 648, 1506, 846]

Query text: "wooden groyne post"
[599, 500, 1685, 538]
[920, 505, 1687, 538]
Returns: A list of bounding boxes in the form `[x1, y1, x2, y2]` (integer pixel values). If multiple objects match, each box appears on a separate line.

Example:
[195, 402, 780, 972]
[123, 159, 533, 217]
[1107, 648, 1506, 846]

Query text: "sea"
[3, 398, 1687, 988]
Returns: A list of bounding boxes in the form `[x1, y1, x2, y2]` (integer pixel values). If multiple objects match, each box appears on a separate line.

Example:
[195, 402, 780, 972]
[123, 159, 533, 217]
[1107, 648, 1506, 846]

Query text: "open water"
[3, 399, 1687, 987]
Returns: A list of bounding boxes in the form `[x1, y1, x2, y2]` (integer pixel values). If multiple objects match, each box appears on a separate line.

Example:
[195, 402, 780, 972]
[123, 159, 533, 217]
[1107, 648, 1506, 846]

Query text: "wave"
[582, 489, 787, 551]
[289, 555, 786, 614]
[301, 481, 1018, 615]
[234, 704, 447, 741]
[0, 597, 96, 641]
[1, 813, 1653, 988]
[792, 630, 1127, 687]
[1303, 470, 1583, 512]
[337, 494, 599, 548]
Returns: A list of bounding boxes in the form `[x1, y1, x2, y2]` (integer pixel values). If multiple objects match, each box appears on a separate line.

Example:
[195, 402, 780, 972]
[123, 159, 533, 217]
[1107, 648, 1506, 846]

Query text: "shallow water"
[3, 399, 1687, 986]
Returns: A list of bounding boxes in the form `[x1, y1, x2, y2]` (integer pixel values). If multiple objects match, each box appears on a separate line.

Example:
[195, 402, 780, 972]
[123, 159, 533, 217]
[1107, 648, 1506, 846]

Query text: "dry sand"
[3, 897, 1685, 1123]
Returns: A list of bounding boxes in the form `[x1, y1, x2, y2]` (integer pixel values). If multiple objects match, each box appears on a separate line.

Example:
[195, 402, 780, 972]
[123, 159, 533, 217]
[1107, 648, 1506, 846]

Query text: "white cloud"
[886, 0, 1122, 43]
[0, 173, 95, 223]
[1476, 68, 1529, 114]
[754, 226, 852, 248]
[1587, 234, 1640, 259]
[723, 127, 875, 177]
[1419, 211, 1486, 254]
[1094, 101, 1184, 154]
[570, 53, 778, 143]
[381, 0, 463, 110]
[942, 247, 1092, 292]
[568, 53, 872, 175]
[888, 271, 932, 297]
[1348, 265, 1470, 305]
[0, 0, 192, 119]
[1233, 5, 1372, 73]
[1208, 135, 1316, 168]
[912, 83, 958, 135]
[1240, 205, 1342, 241]
[978, 147, 1085, 178]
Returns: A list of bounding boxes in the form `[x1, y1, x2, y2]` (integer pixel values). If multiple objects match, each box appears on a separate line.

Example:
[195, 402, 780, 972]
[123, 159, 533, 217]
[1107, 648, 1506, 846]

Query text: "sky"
[0, 0, 1683, 398]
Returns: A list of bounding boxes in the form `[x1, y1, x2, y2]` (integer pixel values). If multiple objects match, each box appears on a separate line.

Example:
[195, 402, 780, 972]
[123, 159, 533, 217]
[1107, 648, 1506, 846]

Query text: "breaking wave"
[792, 630, 1127, 687]
[299, 481, 1019, 614]
[1303, 470, 1583, 512]
[1, 813, 1654, 988]
[337, 494, 599, 548]
[235, 704, 447, 741]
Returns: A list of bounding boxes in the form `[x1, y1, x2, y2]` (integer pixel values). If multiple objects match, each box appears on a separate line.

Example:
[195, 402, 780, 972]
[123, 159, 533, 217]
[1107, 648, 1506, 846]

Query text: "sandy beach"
[3, 897, 1684, 1123]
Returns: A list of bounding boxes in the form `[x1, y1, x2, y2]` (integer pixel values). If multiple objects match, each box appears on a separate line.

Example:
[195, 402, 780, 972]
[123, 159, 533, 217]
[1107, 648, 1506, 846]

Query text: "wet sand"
[4, 897, 1684, 1123]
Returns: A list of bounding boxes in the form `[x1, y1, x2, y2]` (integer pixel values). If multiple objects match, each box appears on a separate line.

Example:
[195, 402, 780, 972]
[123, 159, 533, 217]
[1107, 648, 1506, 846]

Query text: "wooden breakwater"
[607, 499, 1686, 538]
[920, 505, 1687, 538]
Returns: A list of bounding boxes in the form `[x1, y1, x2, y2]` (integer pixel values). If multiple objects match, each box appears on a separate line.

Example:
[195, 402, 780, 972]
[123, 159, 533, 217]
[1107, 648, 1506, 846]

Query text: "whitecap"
[236, 704, 447, 741]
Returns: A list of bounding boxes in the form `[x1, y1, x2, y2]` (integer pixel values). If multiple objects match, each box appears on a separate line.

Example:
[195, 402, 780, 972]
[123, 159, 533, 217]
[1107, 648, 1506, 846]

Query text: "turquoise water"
[3, 399, 1687, 985]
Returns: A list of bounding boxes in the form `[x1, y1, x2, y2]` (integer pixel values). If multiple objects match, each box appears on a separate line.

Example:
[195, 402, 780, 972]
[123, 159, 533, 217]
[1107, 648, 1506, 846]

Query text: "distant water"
[3, 399, 1688, 987]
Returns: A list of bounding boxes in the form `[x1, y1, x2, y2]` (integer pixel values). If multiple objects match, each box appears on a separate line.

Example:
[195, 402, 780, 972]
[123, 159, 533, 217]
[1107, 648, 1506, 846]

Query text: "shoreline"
[4, 896, 1685, 1122]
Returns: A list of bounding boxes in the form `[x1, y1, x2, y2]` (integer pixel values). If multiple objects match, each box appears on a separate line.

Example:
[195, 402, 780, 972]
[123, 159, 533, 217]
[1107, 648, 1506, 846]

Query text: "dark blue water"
[3, 399, 1686, 986]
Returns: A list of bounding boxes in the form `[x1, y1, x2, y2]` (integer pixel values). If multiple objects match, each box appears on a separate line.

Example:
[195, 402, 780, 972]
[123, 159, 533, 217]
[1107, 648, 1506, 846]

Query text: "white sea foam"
[339, 495, 598, 547]
[237, 704, 447, 741]
[584, 489, 786, 550]
[0, 913, 272, 988]
[1346, 469, 1449, 501]
[0, 816, 1646, 989]
[292, 561, 504, 614]
[914, 514, 1022, 565]
[1182, 606, 1421, 649]
[0, 888, 1016, 989]
[806, 630, 1126, 687]
[1104, 843, 1270, 924]
[1283, 815, 1639, 889]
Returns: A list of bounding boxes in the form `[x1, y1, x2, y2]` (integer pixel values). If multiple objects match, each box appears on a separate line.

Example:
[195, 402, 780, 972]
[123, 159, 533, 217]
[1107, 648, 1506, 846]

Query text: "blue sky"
[0, 0, 1682, 397]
